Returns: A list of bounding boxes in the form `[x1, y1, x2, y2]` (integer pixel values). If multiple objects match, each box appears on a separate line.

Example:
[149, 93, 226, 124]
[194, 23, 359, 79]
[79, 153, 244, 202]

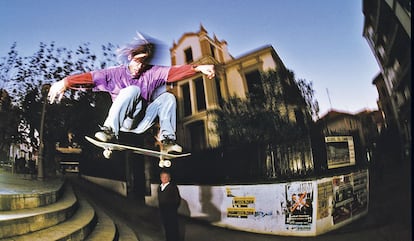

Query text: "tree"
[0, 43, 23, 95]
[0, 89, 19, 161]
[296, 77, 319, 121]
[213, 69, 317, 147]
[211, 69, 318, 179]
[0, 42, 117, 173]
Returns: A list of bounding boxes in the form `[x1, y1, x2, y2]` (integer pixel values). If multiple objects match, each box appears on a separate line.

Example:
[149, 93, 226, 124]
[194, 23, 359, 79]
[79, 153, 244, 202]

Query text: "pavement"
[1, 159, 412, 241]
[0, 170, 62, 195]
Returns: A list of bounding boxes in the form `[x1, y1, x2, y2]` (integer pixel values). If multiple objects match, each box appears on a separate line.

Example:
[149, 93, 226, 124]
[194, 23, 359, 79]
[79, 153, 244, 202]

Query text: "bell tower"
[170, 24, 232, 65]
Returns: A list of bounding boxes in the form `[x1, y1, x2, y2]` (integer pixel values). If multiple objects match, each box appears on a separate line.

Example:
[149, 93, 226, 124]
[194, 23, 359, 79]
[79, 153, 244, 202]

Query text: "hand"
[195, 65, 215, 79]
[48, 79, 66, 104]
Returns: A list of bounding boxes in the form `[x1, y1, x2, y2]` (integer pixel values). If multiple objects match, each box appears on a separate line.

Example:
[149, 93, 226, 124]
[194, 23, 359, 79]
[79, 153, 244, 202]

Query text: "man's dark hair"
[160, 169, 171, 176]
[130, 43, 155, 64]
[117, 32, 156, 66]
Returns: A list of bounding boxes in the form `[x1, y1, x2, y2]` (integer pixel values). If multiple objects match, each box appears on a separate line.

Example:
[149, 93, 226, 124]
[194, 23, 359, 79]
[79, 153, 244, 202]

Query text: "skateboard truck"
[159, 158, 171, 168]
[158, 149, 171, 168]
[103, 149, 112, 159]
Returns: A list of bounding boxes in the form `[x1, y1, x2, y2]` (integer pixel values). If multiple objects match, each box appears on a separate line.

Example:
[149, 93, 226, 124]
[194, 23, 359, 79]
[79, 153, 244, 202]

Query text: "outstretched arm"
[48, 73, 93, 104]
[167, 64, 215, 83]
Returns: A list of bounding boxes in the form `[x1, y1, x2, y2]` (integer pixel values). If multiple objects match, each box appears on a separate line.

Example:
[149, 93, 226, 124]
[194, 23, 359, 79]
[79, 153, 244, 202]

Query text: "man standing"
[158, 170, 181, 241]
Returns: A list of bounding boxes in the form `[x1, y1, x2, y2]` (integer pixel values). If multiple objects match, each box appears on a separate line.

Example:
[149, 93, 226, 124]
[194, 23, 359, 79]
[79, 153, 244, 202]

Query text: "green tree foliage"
[212, 69, 318, 148]
[0, 42, 117, 157]
[208, 69, 319, 179]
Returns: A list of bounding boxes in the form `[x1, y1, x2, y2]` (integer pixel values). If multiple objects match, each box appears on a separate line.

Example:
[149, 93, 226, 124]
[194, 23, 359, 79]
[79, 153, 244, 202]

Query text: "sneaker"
[95, 126, 116, 142]
[161, 138, 183, 153]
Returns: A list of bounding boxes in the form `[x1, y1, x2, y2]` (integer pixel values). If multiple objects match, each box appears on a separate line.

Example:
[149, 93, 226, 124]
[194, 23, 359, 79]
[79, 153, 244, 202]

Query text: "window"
[181, 78, 206, 117]
[215, 77, 223, 106]
[210, 44, 216, 59]
[325, 136, 355, 169]
[295, 109, 304, 125]
[194, 77, 206, 111]
[184, 47, 193, 63]
[245, 69, 264, 97]
[188, 121, 207, 151]
[181, 83, 191, 116]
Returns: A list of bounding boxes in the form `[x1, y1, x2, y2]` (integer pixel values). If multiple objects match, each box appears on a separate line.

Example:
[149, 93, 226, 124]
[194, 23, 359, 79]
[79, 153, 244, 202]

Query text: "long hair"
[117, 32, 168, 66]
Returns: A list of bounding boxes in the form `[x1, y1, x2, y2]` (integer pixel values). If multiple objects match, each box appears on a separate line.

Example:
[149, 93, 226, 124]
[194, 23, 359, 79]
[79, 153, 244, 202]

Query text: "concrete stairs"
[0, 175, 138, 241]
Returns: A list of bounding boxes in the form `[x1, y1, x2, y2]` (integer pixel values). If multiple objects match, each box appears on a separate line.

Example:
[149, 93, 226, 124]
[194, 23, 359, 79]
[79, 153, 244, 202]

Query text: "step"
[70, 178, 138, 241]
[77, 189, 138, 241]
[0, 176, 64, 211]
[0, 184, 77, 238]
[85, 208, 139, 241]
[0, 198, 97, 241]
[117, 223, 139, 241]
[85, 205, 118, 241]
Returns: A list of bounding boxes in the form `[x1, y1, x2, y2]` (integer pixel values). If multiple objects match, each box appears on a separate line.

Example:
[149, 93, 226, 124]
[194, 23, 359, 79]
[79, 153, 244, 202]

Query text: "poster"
[351, 170, 369, 216]
[317, 180, 333, 220]
[332, 175, 353, 224]
[285, 182, 313, 230]
[227, 196, 256, 218]
[325, 136, 355, 169]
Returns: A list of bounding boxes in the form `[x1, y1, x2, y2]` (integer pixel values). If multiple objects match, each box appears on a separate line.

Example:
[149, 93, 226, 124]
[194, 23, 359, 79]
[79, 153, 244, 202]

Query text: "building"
[318, 109, 384, 162]
[362, 0, 411, 159]
[318, 110, 362, 134]
[372, 73, 396, 129]
[169, 25, 309, 152]
[356, 109, 385, 145]
[145, 31, 371, 237]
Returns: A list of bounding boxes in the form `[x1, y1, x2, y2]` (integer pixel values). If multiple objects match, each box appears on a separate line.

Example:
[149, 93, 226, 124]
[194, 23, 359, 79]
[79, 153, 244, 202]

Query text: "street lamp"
[37, 84, 50, 180]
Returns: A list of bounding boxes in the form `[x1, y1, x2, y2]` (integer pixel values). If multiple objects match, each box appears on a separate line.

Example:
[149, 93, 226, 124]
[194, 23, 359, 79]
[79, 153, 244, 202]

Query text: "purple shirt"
[91, 65, 170, 101]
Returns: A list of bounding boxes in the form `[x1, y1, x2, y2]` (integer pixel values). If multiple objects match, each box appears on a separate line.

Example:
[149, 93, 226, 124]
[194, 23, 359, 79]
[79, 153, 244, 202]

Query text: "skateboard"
[85, 136, 190, 168]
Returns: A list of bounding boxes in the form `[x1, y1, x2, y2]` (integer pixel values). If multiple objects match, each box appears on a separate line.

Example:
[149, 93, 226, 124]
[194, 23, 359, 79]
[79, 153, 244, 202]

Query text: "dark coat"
[158, 183, 181, 210]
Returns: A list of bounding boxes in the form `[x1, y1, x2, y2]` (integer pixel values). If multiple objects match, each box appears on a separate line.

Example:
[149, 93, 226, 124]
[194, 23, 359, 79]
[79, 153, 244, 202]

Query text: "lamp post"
[37, 84, 50, 180]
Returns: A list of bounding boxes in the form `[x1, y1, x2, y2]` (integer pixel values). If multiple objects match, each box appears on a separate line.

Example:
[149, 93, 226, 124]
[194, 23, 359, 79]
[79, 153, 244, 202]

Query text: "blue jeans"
[103, 85, 177, 141]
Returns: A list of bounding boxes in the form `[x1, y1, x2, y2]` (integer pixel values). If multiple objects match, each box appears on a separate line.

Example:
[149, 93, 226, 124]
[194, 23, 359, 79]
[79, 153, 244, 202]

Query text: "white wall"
[82, 175, 127, 197]
[146, 169, 369, 236]
[174, 36, 202, 65]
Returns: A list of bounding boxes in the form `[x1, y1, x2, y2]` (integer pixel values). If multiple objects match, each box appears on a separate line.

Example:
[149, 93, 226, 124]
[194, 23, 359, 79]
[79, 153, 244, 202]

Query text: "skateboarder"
[48, 33, 215, 153]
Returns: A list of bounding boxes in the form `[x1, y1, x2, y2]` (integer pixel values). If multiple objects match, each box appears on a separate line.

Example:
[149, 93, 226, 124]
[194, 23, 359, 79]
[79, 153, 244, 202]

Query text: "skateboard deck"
[85, 136, 190, 167]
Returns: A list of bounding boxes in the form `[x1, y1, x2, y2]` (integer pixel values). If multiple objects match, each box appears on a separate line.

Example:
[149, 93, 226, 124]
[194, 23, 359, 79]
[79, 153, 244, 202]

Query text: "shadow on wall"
[177, 186, 222, 222]
[179, 198, 191, 216]
[200, 186, 221, 222]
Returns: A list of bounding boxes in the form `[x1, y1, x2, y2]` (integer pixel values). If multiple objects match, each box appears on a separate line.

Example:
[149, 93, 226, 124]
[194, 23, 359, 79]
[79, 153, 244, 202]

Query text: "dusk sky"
[0, 0, 380, 117]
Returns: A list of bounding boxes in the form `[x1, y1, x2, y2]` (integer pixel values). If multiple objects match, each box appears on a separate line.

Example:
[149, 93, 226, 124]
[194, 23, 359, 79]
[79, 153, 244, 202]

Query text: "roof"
[317, 109, 357, 124]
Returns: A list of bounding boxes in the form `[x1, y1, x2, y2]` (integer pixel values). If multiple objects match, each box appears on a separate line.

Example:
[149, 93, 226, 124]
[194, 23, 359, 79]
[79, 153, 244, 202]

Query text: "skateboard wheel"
[159, 160, 164, 168]
[164, 160, 171, 167]
[103, 149, 112, 159]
